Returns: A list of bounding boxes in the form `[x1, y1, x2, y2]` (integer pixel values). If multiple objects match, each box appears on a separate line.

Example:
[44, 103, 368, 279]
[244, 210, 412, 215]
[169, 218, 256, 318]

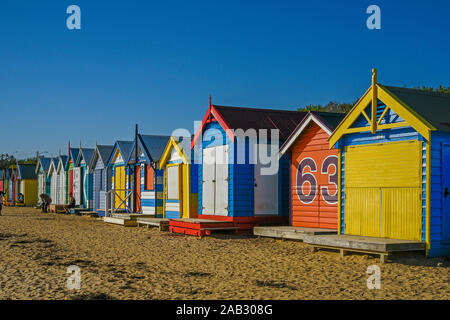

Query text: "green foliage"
[298, 101, 353, 113]
[0, 154, 16, 171]
[298, 85, 449, 114]
[409, 85, 450, 94]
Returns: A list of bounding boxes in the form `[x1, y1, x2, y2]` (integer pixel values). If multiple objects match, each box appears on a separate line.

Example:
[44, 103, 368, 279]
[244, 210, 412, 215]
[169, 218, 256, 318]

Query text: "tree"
[0, 154, 17, 171]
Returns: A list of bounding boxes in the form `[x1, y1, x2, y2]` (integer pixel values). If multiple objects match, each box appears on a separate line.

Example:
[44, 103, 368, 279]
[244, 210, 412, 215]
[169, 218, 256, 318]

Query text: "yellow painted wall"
[345, 140, 422, 240]
[24, 179, 38, 206]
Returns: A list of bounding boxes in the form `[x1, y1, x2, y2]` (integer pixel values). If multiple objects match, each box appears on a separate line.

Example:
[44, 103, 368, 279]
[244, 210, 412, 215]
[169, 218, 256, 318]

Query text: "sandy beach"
[0, 206, 448, 300]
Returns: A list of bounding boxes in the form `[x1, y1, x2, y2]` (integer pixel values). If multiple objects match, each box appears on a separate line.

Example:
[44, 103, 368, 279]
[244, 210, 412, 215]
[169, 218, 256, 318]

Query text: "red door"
[69, 169, 74, 196]
[135, 165, 141, 212]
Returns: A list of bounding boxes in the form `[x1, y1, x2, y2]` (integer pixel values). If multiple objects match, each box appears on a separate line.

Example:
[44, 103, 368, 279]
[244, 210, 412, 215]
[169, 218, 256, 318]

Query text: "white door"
[254, 144, 278, 215]
[214, 145, 229, 216]
[202, 147, 216, 214]
[73, 167, 81, 205]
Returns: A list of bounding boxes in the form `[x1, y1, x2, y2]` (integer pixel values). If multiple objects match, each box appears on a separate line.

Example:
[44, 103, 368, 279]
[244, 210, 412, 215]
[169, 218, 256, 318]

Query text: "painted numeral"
[320, 155, 338, 204]
[297, 158, 317, 204]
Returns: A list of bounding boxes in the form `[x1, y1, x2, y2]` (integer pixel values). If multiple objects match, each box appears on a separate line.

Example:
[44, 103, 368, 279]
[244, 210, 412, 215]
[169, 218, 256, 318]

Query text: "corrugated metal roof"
[78, 148, 95, 166]
[39, 157, 53, 172]
[117, 141, 134, 163]
[213, 105, 309, 140]
[137, 134, 171, 163]
[384, 86, 450, 132]
[96, 145, 114, 167]
[18, 164, 37, 180]
[59, 155, 68, 170]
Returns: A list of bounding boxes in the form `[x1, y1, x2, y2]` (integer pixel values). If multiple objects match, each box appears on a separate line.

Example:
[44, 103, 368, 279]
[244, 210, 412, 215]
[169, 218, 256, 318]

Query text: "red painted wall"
[291, 123, 338, 229]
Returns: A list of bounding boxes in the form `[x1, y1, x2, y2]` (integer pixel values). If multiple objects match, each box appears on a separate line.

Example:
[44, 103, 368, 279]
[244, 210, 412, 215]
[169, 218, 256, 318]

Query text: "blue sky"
[1, 0, 449, 158]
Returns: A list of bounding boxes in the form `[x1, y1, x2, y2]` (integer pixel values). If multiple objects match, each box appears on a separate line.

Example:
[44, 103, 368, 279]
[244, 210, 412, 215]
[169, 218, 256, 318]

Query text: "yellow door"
[115, 166, 126, 209]
[345, 140, 422, 241]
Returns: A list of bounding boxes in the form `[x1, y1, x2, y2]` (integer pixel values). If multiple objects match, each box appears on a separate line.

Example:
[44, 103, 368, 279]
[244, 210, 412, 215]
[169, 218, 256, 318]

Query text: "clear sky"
[1, 0, 449, 159]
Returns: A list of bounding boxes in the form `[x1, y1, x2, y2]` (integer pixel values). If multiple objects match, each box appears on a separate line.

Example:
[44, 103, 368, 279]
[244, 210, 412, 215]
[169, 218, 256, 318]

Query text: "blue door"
[443, 145, 450, 242]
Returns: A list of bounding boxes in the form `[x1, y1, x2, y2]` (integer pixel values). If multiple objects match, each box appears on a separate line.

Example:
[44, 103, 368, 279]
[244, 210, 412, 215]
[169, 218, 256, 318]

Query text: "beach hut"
[15, 164, 38, 206]
[35, 157, 52, 203]
[7, 167, 14, 203]
[279, 111, 346, 229]
[172, 102, 308, 235]
[329, 69, 450, 257]
[106, 141, 134, 212]
[126, 134, 171, 216]
[0, 169, 5, 193]
[158, 136, 198, 219]
[89, 144, 114, 216]
[57, 155, 68, 205]
[65, 147, 80, 205]
[48, 158, 58, 204]
[75, 147, 95, 209]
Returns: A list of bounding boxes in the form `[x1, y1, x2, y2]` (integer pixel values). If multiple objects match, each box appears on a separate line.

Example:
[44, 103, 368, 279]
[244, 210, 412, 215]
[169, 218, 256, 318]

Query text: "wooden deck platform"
[303, 234, 426, 263]
[103, 216, 137, 227]
[110, 213, 156, 220]
[253, 226, 337, 241]
[169, 218, 239, 237]
[136, 218, 169, 231]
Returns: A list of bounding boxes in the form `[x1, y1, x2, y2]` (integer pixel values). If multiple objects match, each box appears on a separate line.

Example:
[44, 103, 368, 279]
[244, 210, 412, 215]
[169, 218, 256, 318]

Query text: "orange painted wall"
[291, 123, 338, 229]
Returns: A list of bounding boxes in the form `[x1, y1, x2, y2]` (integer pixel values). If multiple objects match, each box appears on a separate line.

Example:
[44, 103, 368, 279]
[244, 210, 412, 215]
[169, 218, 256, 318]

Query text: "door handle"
[445, 187, 449, 198]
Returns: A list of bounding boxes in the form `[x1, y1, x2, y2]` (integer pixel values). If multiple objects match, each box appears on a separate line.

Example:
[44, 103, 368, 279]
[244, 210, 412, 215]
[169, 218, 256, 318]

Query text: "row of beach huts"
[1, 70, 450, 261]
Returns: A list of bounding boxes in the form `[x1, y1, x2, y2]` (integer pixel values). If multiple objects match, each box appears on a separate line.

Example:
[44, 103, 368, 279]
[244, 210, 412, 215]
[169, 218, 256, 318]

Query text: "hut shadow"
[388, 252, 450, 268]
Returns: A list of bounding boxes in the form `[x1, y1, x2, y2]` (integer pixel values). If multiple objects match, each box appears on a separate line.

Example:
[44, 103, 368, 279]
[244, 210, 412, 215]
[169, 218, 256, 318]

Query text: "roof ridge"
[213, 104, 305, 114]
[384, 85, 450, 98]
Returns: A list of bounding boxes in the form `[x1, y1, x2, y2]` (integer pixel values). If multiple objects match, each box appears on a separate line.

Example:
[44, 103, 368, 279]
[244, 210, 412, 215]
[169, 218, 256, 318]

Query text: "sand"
[0, 206, 449, 300]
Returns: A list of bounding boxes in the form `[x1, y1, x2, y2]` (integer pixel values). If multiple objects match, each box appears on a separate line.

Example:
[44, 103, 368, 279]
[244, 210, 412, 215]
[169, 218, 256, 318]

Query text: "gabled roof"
[64, 148, 80, 170]
[383, 85, 450, 132]
[48, 158, 58, 176]
[75, 148, 95, 167]
[128, 134, 171, 165]
[17, 164, 37, 180]
[279, 111, 346, 155]
[159, 136, 192, 169]
[35, 156, 53, 174]
[89, 145, 114, 170]
[191, 103, 308, 148]
[106, 141, 134, 167]
[57, 155, 68, 173]
[329, 69, 440, 147]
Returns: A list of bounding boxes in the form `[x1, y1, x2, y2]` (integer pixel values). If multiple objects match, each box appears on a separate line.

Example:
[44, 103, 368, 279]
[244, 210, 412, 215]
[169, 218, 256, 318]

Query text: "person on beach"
[0, 192, 4, 216]
[17, 193, 24, 203]
[39, 193, 52, 213]
[64, 193, 76, 214]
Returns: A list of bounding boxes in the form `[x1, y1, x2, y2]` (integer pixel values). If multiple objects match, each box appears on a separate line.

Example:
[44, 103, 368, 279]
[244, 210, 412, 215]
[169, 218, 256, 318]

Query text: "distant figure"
[40, 193, 52, 213]
[0, 191, 4, 216]
[64, 193, 76, 214]
[17, 193, 24, 203]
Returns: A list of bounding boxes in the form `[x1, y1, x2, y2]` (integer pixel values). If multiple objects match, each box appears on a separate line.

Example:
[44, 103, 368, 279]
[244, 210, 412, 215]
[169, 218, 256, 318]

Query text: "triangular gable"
[190, 104, 243, 149]
[159, 137, 191, 169]
[106, 141, 134, 167]
[57, 155, 68, 174]
[89, 145, 114, 170]
[279, 112, 335, 156]
[128, 134, 172, 165]
[48, 158, 57, 176]
[329, 69, 436, 148]
[75, 148, 95, 167]
[64, 148, 79, 170]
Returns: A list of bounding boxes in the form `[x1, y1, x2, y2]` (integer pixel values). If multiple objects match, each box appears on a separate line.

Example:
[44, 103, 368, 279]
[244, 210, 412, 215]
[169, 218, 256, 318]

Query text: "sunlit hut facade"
[56, 155, 68, 205]
[158, 136, 198, 219]
[89, 144, 114, 216]
[127, 134, 171, 215]
[106, 141, 134, 212]
[35, 156, 52, 203]
[279, 111, 346, 229]
[15, 163, 38, 206]
[65, 147, 80, 204]
[173, 102, 308, 236]
[47, 158, 59, 204]
[75, 147, 95, 209]
[329, 69, 450, 257]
